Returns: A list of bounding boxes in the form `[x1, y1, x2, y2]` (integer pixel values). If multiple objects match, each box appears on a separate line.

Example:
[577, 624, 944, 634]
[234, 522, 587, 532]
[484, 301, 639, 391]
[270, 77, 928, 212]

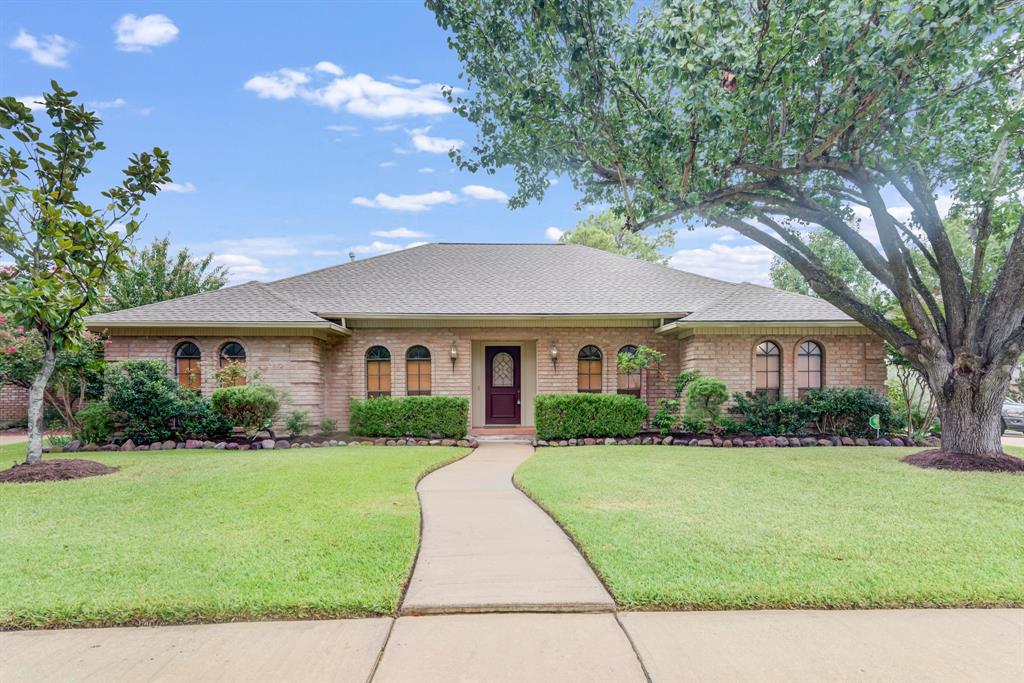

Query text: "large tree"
[102, 235, 228, 312]
[0, 83, 171, 463]
[429, 0, 1024, 468]
[560, 210, 674, 263]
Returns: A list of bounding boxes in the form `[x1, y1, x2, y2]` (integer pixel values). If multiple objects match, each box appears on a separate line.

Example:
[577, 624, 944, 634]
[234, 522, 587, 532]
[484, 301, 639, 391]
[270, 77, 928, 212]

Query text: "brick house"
[84, 243, 885, 436]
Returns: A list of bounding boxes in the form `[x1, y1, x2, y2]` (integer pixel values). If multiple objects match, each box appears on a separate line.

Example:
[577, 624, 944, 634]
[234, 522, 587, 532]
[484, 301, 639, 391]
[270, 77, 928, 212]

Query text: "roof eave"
[656, 319, 862, 334]
[85, 320, 351, 336]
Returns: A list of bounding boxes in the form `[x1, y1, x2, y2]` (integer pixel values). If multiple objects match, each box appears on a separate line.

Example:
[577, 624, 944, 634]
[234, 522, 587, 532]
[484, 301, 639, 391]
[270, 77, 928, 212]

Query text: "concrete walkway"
[400, 441, 614, 614]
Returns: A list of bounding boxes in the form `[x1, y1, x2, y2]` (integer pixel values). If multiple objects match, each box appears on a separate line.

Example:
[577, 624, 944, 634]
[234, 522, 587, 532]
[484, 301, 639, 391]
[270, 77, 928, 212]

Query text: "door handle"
[516, 390, 521, 405]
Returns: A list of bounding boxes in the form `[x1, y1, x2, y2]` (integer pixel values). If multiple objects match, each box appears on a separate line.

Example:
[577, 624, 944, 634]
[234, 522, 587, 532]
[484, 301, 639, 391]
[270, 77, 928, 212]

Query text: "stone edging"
[54, 436, 481, 454]
[534, 434, 939, 448]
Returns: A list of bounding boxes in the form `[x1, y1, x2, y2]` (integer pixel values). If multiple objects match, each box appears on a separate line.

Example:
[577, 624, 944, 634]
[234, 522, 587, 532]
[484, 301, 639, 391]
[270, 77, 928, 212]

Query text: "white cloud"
[212, 254, 269, 280]
[669, 242, 775, 284]
[374, 123, 401, 132]
[212, 237, 300, 257]
[545, 226, 565, 241]
[408, 126, 463, 153]
[244, 64, 453, 119]
[312, 249, 342, 257]
[392, 147, 410, 155]
[372, 227, 429, 239]
[352, 190, 458, 212]
[389, 75, 422, 85]
[417, 167, 435, 174]
[114, 14, 179, 52]
[326, 124, 357, 132]
[461, 185, 508, 202]
[348, 241, 402, 254]
[89, 97, 127, 110]
[379, 161, 397, 168]
[10, 29, 72, 67]
[16, 96, 44, 112]
[405, 241, 429, 249]
[314, 61, 343, 76]
[160, 181, 196, 193]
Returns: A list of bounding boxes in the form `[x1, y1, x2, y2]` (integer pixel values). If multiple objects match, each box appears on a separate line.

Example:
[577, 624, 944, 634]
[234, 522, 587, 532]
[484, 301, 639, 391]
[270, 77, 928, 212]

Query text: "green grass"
[0, 444, 466, 628]
[515, 445, 1024, 610]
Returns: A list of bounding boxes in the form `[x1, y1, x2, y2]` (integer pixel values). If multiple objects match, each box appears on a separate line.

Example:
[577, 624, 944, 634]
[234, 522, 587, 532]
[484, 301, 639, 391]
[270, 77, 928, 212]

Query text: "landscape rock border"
[52, 436, 480, 454]
[533, 434, 938, 448]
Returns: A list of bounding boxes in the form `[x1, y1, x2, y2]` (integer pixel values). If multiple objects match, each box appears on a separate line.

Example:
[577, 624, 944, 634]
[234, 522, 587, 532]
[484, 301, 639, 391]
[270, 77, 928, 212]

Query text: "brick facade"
[0, 383, 28, 426]
[100, 324, 886, 432]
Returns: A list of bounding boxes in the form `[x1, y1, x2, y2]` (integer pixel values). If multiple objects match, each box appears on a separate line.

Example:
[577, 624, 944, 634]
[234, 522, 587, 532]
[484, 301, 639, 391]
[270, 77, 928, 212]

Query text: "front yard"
[0, 444, 466, 628]
[515, 445, 1024, 610]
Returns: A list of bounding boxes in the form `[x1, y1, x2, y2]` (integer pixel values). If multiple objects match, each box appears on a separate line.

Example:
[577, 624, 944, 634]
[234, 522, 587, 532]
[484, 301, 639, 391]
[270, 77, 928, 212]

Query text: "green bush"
[729, 392, 810, 436]
[285, 410, 310, 437]
[673, 370, 701, 398]
[211, 383, 280, 437]
[803, 387, 898, 437]
[319, 417, 338, 433]
[683, 376, 729, 431]
[350, 396, 469, 439]
[652, 398, 680, 435]
[177, 394, 233, 441]
[535, 393, 649, 440]
[74, 402, 117, 444]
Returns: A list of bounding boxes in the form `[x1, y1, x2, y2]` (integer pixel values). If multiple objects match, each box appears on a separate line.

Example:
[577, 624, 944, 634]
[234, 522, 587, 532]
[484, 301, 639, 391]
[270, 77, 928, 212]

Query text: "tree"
[0, 83, 171, 463]
[560, 211, 673, 263]
[0, 319, 105, 432]
[429, 0, 1024, 468]
[102, 235, 228, 312]
[770, 230, 876, 302]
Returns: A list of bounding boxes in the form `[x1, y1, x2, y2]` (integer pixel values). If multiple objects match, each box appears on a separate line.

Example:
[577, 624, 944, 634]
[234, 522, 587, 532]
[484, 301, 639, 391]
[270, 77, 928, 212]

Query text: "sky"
[4, 2, 839, 286]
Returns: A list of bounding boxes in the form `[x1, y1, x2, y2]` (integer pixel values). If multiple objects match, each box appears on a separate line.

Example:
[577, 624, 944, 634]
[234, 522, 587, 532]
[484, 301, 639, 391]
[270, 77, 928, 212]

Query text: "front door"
[485, 346, 521, 424]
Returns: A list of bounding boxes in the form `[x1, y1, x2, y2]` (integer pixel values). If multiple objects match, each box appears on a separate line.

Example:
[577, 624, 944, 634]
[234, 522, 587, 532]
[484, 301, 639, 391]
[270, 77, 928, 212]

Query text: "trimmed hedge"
[349, 395, 469, 439]
[535, 393, 649, 441]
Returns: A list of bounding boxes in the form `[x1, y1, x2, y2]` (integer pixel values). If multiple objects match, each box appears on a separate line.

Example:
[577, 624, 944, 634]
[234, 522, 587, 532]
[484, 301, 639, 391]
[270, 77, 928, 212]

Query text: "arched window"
[755, 341, 781, 400]
[577, 345, 603, 393]
[406, 345, 432, 396]
[366, 346, 391, 398]
[796, 341, 824, 398]
[617, 345, 641, 397]
[174, 342, 202, 392]
[218, 342, 247, 386]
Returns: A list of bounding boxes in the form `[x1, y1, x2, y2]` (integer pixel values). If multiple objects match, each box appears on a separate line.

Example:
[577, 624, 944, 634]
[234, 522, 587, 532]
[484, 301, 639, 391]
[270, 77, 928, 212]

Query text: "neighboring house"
[85, 243, 886, 435]
[0, 383, 29, 427]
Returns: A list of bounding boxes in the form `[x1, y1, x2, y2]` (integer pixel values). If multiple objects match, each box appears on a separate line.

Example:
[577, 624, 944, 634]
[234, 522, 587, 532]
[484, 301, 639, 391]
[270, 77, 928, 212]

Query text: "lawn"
[515, 445, 1024, 610]
[0, 444, 466, 628]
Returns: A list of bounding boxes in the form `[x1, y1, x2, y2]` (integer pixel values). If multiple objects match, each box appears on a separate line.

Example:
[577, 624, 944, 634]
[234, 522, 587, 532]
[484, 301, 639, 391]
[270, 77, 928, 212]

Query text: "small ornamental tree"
[0, 83, 172, 463]
[430, 1, 1024, 469]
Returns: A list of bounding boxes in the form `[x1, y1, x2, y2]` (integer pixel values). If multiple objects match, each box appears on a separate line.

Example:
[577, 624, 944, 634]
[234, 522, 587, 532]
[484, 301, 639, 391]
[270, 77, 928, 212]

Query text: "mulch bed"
[902, 449, 1024, 473]
[0, 459, 119, 484]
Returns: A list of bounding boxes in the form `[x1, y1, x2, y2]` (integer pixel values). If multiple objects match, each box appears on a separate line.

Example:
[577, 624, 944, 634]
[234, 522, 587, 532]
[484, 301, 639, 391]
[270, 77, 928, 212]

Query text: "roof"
[86, 242, 853, 327]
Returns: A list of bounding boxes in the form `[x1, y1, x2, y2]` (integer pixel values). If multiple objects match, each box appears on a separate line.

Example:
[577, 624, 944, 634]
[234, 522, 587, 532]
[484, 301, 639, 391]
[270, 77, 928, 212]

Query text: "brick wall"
[0, 383, 28, 425]
[101, 326, 886, 432]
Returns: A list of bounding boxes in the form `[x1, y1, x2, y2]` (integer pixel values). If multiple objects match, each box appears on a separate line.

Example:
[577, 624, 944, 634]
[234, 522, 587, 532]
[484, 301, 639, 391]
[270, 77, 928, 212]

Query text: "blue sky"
[3, 2, 779, 284]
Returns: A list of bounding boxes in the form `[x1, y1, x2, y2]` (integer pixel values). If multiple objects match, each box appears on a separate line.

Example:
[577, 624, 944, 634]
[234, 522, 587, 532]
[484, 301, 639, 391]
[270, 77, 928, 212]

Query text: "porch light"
[550, 342, 558, 369]
[450, 340, 458, 371]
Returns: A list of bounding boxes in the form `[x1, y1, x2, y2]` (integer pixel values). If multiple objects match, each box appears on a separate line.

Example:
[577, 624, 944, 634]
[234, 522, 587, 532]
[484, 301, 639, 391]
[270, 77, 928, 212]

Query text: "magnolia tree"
[429, 0, 1024, 469]
[0, 83, 171, 463]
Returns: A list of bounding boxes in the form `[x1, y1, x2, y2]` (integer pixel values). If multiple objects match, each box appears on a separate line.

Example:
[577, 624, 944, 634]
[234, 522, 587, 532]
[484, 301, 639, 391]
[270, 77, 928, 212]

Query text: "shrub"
[177, 394, 233, 440]
[211, 384, 280, 437]
[350, 396, 469, 439]
[285, 410, 310, 437]
[652, 398, 680, 435]
[534, 393, 649, 440]
[74, 402, 117, 444]
[104, 361, 186, 443]
[729, 392, 810, 436]
[683, 376, 729, 431]
[803, 387, 898, 437]
[673, 370, 701, 398]
[319, 417, 338, 433]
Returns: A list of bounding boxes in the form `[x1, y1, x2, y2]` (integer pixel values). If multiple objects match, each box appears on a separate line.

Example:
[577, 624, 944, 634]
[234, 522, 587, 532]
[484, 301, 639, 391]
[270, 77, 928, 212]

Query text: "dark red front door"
[485, 346, 521, 424]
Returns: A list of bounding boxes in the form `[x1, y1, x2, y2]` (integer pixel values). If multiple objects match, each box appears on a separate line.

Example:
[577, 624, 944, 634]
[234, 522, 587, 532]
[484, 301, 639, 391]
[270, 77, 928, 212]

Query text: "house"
[84, 243, 886, 435]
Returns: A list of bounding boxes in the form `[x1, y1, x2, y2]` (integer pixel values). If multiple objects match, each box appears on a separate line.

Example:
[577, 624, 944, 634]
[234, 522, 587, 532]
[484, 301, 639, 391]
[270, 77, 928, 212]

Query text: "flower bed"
[534, 433, 937, 448]
[53, 434, 480, 453]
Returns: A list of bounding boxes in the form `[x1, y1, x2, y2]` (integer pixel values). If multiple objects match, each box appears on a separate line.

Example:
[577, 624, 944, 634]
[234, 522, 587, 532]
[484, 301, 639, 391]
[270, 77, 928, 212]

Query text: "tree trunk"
[933, 371, 1008, 457]
[25, 339, 57, 465]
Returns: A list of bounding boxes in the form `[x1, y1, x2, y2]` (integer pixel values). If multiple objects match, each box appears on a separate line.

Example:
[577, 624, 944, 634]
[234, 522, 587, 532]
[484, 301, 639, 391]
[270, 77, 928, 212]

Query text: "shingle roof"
[86, 242, 852, 326]
[681, 282, 852, 323]
[86, 281, 326, 325]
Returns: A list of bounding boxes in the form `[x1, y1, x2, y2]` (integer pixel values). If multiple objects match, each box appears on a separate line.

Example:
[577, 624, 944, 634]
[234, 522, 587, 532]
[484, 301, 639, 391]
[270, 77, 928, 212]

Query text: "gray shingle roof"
[86, 243, 852, 326]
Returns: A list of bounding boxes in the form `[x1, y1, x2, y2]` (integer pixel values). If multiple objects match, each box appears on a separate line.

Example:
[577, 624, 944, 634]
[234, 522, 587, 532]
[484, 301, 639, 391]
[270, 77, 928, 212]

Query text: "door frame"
[484, 345, 522, 425]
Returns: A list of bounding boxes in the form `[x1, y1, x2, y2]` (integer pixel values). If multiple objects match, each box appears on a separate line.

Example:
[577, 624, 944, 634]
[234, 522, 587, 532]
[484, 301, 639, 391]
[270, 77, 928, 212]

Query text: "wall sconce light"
[450, 340, 458, 371]
[549, 342, 558, 369]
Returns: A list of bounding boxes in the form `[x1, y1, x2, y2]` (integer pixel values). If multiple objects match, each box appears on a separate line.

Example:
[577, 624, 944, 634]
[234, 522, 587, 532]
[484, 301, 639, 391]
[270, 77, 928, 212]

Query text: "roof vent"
[348, 250, 356, 262]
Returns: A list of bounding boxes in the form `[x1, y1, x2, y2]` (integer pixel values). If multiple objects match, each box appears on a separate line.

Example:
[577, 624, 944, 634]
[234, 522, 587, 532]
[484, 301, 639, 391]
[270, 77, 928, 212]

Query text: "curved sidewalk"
[400, 441, 614, 614]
